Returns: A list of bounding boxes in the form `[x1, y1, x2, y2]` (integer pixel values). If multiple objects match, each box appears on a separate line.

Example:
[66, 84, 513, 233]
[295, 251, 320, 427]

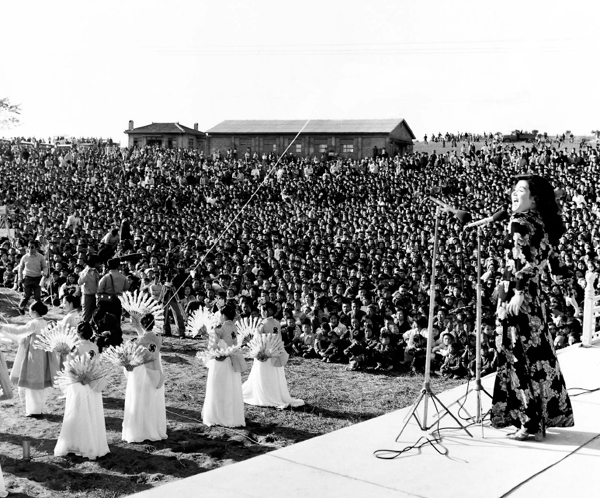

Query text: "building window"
[188, 138, 194, 149]
[319, 144, 328, 153]
[133, 139, 139, 148]
[342, 143, 354, 153]
[295, 143, 302, 154]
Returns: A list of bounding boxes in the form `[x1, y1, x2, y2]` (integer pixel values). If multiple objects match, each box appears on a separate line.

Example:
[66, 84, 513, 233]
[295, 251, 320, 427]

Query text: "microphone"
[465, 209, 509, 229]
[428, 197, 472, 224]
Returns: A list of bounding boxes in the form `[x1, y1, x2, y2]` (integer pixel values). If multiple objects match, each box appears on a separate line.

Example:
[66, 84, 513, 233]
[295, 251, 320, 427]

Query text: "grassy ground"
[0, 293, 463, 497]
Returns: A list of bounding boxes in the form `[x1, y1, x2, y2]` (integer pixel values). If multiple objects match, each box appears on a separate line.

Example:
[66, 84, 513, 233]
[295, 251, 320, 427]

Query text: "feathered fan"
[102, 342, 153, 370]
[246, 333, 286, 362]
[33, 322, 80, 355]
[235, 316, 262, 344]
[185, 307, 218, 338]
[55, 354, 110, 389]
[195, 319, 244, 365]
[119, 290, 164, 332]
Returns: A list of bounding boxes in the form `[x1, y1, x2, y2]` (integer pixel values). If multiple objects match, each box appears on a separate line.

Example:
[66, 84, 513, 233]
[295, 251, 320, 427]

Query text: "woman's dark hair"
[77, 321, 94, 340]
[514, 174, 565, 245]
[62, 294, 78, 307]
[221, 304, 236, 321]
[30, 301, 48, 316]
[140, 313, 155, 331]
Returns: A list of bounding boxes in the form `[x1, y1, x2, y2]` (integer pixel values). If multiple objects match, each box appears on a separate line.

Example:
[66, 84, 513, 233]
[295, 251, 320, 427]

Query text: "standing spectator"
[16, 241, 48, 314]
[78, 255, 101, 323]
[97, 258, 130, 321]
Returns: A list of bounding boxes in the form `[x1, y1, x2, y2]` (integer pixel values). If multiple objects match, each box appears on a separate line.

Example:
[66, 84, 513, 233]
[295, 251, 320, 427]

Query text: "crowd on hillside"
[0, 135, 598, 376]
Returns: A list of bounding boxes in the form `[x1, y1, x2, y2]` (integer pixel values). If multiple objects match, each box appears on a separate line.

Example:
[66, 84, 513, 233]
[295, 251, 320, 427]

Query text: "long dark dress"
[491, 210, 574, 433]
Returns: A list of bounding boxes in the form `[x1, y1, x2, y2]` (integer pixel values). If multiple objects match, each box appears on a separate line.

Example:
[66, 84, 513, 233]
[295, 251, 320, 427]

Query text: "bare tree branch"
[0, 97, 21, 129]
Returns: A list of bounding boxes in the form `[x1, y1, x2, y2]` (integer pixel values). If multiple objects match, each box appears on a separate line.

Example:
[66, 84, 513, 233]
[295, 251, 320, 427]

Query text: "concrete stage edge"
[132, 342, 600, 498]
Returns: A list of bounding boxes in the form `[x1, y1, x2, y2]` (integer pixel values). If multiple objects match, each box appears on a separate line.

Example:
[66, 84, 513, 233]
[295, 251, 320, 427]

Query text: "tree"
[0, 98, 21, 129]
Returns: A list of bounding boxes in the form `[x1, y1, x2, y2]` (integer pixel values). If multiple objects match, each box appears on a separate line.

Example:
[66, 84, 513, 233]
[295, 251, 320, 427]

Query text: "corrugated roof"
[205, 119, 410, 135]
[125, 123, 204, 135]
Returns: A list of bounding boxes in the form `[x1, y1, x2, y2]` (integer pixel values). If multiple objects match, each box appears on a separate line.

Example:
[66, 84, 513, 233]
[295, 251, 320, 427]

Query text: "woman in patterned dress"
[491, 174, 574, 441]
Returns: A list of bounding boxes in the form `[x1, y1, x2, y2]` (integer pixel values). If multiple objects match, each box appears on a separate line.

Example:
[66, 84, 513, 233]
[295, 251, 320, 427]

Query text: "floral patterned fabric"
[491, 210, 574, 432]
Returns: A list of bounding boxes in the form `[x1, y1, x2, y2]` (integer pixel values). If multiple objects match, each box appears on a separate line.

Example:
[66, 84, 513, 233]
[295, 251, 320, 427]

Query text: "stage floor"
[132, 342, 600, 498]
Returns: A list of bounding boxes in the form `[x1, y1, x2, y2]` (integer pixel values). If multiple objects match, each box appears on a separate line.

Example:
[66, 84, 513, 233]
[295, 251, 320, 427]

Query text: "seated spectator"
[440, 343, 466, 379]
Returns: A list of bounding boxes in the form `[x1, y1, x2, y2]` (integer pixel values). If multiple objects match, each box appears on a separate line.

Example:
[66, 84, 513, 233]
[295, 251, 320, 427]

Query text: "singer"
[491, 174, 574, 441]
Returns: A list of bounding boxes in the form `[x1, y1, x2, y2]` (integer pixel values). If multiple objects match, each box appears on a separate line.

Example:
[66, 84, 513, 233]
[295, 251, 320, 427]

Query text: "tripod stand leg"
[396, 390, 428, 441]
[426, 392, 473, 437]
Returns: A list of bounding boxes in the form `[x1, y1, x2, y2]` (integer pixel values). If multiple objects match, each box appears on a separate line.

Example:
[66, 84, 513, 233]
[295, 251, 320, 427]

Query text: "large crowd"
[0, 135, 598, 377]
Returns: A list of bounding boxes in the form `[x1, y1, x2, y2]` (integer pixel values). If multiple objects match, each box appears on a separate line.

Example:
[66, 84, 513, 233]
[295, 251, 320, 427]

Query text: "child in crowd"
[344, 329, 367, 370]
[407, 333, 427, 374]
[432, 331, 454, 370]
[460, 334, 477, 378]
[440, 343, 466, 379]
[374, 331, 395, 371]
[321, 331, 345, 363]
[2, 262, 15, 288]
[479, 344, 498, 377]
[293, 320, 316, 358]
[314, 323, 331, 359]
[281, 316, 301, 355]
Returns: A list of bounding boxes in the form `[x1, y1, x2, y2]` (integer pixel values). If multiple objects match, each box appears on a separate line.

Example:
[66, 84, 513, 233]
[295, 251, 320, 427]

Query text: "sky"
[1, 0, 598, 144]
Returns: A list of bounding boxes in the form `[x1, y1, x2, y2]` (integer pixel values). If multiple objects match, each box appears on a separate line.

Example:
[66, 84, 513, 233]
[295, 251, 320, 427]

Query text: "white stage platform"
[133, 343, 600, 498]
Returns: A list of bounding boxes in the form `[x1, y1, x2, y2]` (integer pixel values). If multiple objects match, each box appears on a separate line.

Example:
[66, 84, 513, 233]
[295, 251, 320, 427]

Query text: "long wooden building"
[205, 119, 415, 160]
[124, 118, 415, 159]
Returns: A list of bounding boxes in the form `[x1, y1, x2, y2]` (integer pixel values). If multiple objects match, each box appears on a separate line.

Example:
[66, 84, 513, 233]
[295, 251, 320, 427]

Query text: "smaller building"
[124, 121, 206, 149]
[205, 119, 415, 160]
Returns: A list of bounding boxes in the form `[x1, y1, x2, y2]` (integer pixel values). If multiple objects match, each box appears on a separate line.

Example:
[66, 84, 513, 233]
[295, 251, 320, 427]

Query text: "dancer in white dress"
[0, 464, 6, 497]
[54, 322, 109, 459]
[122, 313, 167, 443]
[243, 302, 304, 409]
[202, 304, 246, 427]
[0, 338, 12, 401]
[0, 302, 58, 416]
[0, 338, 10, 497]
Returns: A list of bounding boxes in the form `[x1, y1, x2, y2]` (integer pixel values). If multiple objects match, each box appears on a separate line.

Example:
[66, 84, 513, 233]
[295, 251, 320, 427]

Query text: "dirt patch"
[0, 288, 461, 497]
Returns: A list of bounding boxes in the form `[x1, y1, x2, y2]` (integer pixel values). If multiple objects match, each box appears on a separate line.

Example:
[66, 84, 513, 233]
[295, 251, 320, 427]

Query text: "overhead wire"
[162, 119, 311, 311]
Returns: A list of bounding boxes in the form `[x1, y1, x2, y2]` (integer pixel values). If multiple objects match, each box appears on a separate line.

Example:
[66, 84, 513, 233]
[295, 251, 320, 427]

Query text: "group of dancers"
[0, 297, 304, 478]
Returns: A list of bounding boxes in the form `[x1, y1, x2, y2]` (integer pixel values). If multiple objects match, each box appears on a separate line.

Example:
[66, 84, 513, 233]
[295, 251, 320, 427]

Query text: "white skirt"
[18, 387, 47, 415]
[0, 461, 7, 498]
[242, 358, 304, 409]
[54, 383, 109, 460]
[122, 366, 167, 443]
[202, 357, 245, 427]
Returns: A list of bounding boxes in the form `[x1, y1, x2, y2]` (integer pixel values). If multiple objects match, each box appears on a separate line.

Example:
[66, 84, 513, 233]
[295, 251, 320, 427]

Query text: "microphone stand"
[441, 225, 493, 433]
[395, 204, 473, 440]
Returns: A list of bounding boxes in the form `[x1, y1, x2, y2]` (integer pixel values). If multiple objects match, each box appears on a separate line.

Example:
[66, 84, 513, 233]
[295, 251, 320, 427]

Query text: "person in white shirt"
[60, 295, 81, 330]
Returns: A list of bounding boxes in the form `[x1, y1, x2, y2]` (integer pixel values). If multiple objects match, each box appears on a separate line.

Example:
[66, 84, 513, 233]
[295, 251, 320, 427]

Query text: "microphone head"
[455, 210, 472, 224]
[492, 209, 509, 222]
